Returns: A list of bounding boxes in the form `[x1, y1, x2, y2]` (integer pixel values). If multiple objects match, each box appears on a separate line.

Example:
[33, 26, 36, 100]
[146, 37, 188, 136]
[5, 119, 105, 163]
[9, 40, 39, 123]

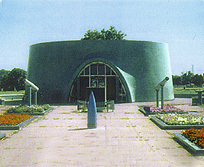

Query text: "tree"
[172, 75, 182, 85]
[192, 74, 203, 86]
[81, 26, 127, 40]
[1, 68, 26, 91]
[0, 69, 10, 90]
[172, 71, 204, 87]
[180, 71, 194, 86]
[0, 69, 10, 82]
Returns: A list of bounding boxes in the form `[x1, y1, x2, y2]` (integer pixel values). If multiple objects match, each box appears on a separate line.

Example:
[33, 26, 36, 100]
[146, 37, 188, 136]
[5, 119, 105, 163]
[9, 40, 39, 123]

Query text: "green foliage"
[180, 71, 194, 85]
[172, 71, 203, 86]
[0, 69, 10, 82]
[172, 75, 182, 85]
[81, 26, 127, 40]
[192, 74, 203, 86]
[0, 69, 10, 90]
[0, 68, 26, 91]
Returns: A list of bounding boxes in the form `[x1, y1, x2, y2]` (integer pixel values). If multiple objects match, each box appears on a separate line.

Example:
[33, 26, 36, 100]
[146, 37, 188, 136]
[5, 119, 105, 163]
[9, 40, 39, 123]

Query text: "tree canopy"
[81, 26, 127, 40]
[0, 68, 26, 91]
[172, 71, 203, 86]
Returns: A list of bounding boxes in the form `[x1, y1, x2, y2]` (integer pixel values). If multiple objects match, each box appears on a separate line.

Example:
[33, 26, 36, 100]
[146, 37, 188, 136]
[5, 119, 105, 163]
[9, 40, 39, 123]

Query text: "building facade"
[27, 40, 174, 104]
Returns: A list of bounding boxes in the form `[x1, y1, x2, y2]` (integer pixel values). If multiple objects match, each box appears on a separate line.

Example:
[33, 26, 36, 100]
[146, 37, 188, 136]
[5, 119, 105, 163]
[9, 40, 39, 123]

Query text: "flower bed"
[0, 114, 37, 130]
[182, 128, 204, 148]
[155, 114, 204, 125]
[174, 133, 204, 155]
[5, 104, 52, 115]
[0, 114, 32, 126]
[150, 114, 204, 130]
[139, 105, 187, 116]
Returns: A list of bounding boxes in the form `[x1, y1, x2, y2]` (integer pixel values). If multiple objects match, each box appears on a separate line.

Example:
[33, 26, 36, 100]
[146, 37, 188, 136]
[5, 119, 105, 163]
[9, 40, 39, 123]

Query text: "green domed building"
[27, 40, 174, 104]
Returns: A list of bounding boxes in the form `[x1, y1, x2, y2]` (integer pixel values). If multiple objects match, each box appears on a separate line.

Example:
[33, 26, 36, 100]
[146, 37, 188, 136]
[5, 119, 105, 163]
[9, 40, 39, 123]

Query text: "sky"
[0, 0, 204, 75]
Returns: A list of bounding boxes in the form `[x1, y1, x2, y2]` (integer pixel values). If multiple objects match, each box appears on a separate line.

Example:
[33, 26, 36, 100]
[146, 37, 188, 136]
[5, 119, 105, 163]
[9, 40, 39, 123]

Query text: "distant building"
[27, 40, 174, 104]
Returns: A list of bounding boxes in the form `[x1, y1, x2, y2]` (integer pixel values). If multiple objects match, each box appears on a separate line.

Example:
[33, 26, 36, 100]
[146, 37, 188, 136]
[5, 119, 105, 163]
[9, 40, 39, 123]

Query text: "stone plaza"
[1, 98, 204, 166]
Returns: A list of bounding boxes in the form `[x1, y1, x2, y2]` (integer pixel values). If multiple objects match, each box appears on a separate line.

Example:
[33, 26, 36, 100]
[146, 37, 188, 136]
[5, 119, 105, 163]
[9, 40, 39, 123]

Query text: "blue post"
[87, 91, 97, 129]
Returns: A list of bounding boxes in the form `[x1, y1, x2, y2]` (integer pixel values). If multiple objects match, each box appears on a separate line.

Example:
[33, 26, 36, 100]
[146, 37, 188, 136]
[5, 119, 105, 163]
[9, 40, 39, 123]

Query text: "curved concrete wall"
[27, 40, 174, 104]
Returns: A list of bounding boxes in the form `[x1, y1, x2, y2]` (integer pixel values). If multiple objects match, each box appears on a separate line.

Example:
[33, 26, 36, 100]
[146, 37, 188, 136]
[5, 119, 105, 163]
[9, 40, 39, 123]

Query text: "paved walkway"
[1, 99, 204, 166]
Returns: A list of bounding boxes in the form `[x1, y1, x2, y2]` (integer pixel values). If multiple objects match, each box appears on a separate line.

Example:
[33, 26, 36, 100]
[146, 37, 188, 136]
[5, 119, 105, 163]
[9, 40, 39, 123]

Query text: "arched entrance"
[68, 62, 128, 103]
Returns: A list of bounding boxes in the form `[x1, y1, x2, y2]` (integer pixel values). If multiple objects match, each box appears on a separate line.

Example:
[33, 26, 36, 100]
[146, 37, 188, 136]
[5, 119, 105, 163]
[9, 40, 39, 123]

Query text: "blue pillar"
[87, 91, 97, 129]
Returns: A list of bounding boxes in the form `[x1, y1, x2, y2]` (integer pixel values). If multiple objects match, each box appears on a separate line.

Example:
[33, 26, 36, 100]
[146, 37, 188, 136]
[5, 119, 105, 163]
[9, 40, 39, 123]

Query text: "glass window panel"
[91, 64, 97, 75]
[98, 64, 105, 75]
[85, 67, 89, 75]
[80, 69, 84, 75]
[119, 81, 122, 89]
[98, 77, 105, 87]
[112, 70, 116, 75]
[91, 77, 97, 87]
[106, 66, 110, 75]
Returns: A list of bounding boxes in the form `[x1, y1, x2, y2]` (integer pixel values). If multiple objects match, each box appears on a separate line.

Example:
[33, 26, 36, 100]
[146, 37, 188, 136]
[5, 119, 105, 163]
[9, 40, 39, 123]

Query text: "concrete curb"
[174, 133, 204, 155]
[150, 116, 204, 130]
[0, 133, 6, 139]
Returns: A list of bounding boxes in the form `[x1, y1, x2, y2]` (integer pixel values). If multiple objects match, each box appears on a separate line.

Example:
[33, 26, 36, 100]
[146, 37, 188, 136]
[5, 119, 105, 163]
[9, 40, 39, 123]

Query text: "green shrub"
[6, 104, 51, 114]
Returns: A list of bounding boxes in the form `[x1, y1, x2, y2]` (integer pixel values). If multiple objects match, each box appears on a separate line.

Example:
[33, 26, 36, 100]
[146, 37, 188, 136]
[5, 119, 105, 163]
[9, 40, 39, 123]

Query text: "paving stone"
[1, 100, 204, 166]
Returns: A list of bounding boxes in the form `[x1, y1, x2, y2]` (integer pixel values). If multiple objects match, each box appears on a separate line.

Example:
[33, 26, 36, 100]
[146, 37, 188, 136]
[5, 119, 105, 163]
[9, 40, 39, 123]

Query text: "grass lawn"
[174, 87, 203, 94]
[0, 90, 25, 95]
[199, 104, 204, 108]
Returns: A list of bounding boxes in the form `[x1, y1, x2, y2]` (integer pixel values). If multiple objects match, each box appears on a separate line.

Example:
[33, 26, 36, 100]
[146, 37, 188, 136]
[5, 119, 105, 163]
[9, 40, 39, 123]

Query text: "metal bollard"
[87, 91, 97, 129]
